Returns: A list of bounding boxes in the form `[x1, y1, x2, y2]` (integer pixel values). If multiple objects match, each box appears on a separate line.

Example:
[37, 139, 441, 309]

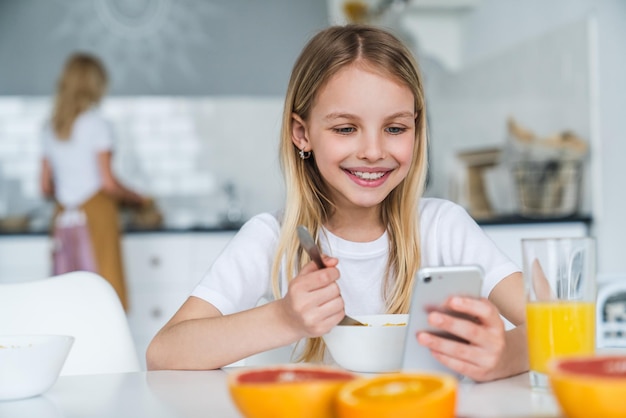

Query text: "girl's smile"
[343, 167, 392, 187]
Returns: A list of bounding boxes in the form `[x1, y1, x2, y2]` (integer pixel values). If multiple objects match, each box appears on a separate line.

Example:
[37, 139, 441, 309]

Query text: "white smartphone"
[401, 265, 484, 377]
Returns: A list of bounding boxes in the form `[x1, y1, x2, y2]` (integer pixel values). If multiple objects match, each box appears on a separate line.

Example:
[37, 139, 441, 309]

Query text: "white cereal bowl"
[0, 335, 74, 401]
[322, 314, 408, 373]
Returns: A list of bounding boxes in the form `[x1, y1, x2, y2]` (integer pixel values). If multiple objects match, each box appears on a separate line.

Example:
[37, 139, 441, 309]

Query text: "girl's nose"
[357, 130, 385, 161]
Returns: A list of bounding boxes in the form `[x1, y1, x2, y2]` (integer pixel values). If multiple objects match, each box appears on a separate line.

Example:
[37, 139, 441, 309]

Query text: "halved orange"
[336, 373, 457, 418]
[227, 365, 356, 418]
[549, 355, 626, 418]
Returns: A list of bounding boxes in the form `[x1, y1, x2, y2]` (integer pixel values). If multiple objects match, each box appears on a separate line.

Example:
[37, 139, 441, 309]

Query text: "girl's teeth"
[352, 171, 385, 180]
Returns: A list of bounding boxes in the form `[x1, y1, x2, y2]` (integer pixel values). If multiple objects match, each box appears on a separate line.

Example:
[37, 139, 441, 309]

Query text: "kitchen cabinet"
[0, 235, 51, 282]
[481, 221, 589, 267]
[123, 231, 236, 368]
[0, 220, 590, 369]
[0, 230, 238, 369]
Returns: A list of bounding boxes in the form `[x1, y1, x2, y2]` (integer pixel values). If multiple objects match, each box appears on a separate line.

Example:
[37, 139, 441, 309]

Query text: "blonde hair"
[271, 25, 429, 362]
[52, 53, 108, 140]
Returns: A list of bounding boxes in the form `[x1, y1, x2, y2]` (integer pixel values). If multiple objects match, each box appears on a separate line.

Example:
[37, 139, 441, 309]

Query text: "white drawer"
[127, 288, 190, 371]
[123, 234, 192, 288]
[127, 287, 190, 338]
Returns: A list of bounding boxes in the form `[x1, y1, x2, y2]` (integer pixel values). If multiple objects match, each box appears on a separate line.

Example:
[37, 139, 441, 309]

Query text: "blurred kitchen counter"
[0, 223, 243, 236]
[474, 213, 592, 226]
[1, 213, 593, 368]
[0, 214, 593, 235]
[0, 224, 240, 368]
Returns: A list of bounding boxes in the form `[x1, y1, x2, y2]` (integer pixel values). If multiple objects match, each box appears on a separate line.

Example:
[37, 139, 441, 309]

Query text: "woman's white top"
[41, 108, 113, 208]
[191, 198, 520, 316]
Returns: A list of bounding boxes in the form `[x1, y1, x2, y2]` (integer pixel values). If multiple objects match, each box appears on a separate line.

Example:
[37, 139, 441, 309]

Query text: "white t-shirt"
[41, 108, 113, 208]
[191, 198, 520, 316]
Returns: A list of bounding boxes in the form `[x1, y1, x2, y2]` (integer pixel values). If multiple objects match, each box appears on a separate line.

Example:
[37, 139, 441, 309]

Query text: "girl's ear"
[291, 113, 310, 151]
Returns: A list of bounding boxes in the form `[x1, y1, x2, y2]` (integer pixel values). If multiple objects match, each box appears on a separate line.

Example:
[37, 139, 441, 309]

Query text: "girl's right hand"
[279, 256, 345, 338]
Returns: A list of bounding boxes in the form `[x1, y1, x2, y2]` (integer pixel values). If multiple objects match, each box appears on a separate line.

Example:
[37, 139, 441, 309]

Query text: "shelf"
[406, 0, 483, 12]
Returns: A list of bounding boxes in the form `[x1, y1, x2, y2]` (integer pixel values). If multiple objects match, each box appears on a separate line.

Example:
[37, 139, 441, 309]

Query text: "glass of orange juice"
[522, 237, 596, 390]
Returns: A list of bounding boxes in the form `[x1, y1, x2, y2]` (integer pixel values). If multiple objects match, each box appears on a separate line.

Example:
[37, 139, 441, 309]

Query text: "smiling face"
[291, 63, 416, 220]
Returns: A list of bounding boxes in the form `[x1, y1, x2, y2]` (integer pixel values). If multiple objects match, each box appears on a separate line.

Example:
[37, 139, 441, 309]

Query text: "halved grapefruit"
[336, 373, 457, 418]
[549, 355, 626, 418]
[227, 365, 356, 418]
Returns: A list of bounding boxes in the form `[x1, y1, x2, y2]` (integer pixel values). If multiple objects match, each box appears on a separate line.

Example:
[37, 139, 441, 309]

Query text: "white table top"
[0, 369, 564, 418]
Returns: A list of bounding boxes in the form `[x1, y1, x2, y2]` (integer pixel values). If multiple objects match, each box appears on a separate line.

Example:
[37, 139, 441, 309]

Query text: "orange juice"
[526, 301, 595, 374]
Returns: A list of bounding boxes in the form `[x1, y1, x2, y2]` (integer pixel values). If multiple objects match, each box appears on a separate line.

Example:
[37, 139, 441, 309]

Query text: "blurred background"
[1, 0, 625, 362]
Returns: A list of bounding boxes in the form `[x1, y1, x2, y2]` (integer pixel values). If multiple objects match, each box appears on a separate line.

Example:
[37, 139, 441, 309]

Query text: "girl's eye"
[386, 126, 406, 135]
[334, 126, 355, 134]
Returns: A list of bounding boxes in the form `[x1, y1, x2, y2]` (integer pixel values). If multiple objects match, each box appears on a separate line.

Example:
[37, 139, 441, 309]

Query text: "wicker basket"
[513, 160, 583, 218]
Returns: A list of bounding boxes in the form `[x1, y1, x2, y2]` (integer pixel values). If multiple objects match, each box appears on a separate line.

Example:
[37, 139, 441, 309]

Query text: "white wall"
[592, 0, 626, 277]
[457, 0, 626, 278]
[462, 0, 596, 66]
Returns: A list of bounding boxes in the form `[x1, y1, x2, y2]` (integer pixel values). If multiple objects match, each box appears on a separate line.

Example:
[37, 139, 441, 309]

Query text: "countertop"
[0, 214, 592, 237]
[0, 223, 242, 237]
[473, 213, 592, 226]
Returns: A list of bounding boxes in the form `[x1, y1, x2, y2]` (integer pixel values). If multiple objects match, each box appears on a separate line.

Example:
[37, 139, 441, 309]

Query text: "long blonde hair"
[271, 24, 429, 362]
[52, 53, 108, 140]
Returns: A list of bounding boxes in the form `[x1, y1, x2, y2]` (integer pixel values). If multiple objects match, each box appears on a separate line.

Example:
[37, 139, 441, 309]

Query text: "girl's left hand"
[416, 296, 508, 382]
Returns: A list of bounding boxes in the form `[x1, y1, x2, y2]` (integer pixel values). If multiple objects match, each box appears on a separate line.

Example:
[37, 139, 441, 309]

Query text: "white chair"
[596, 280, 626, 349]
[0, 271, 141, 375]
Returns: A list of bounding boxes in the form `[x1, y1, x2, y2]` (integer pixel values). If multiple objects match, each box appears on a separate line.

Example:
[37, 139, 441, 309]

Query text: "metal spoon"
[296, 225, 366, 326]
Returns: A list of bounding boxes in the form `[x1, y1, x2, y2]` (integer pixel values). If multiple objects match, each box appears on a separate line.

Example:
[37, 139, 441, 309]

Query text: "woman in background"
[40, 52, 146, 310]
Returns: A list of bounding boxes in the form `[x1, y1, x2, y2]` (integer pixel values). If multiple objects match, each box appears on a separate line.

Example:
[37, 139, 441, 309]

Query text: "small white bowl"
[323, 314, 408, 373]
[0, 335, 74, 401]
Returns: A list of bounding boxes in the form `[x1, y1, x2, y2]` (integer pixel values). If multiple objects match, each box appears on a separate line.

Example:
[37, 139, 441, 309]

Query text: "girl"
[147, 25, 528, 382]
[40, 53, 146, 310]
